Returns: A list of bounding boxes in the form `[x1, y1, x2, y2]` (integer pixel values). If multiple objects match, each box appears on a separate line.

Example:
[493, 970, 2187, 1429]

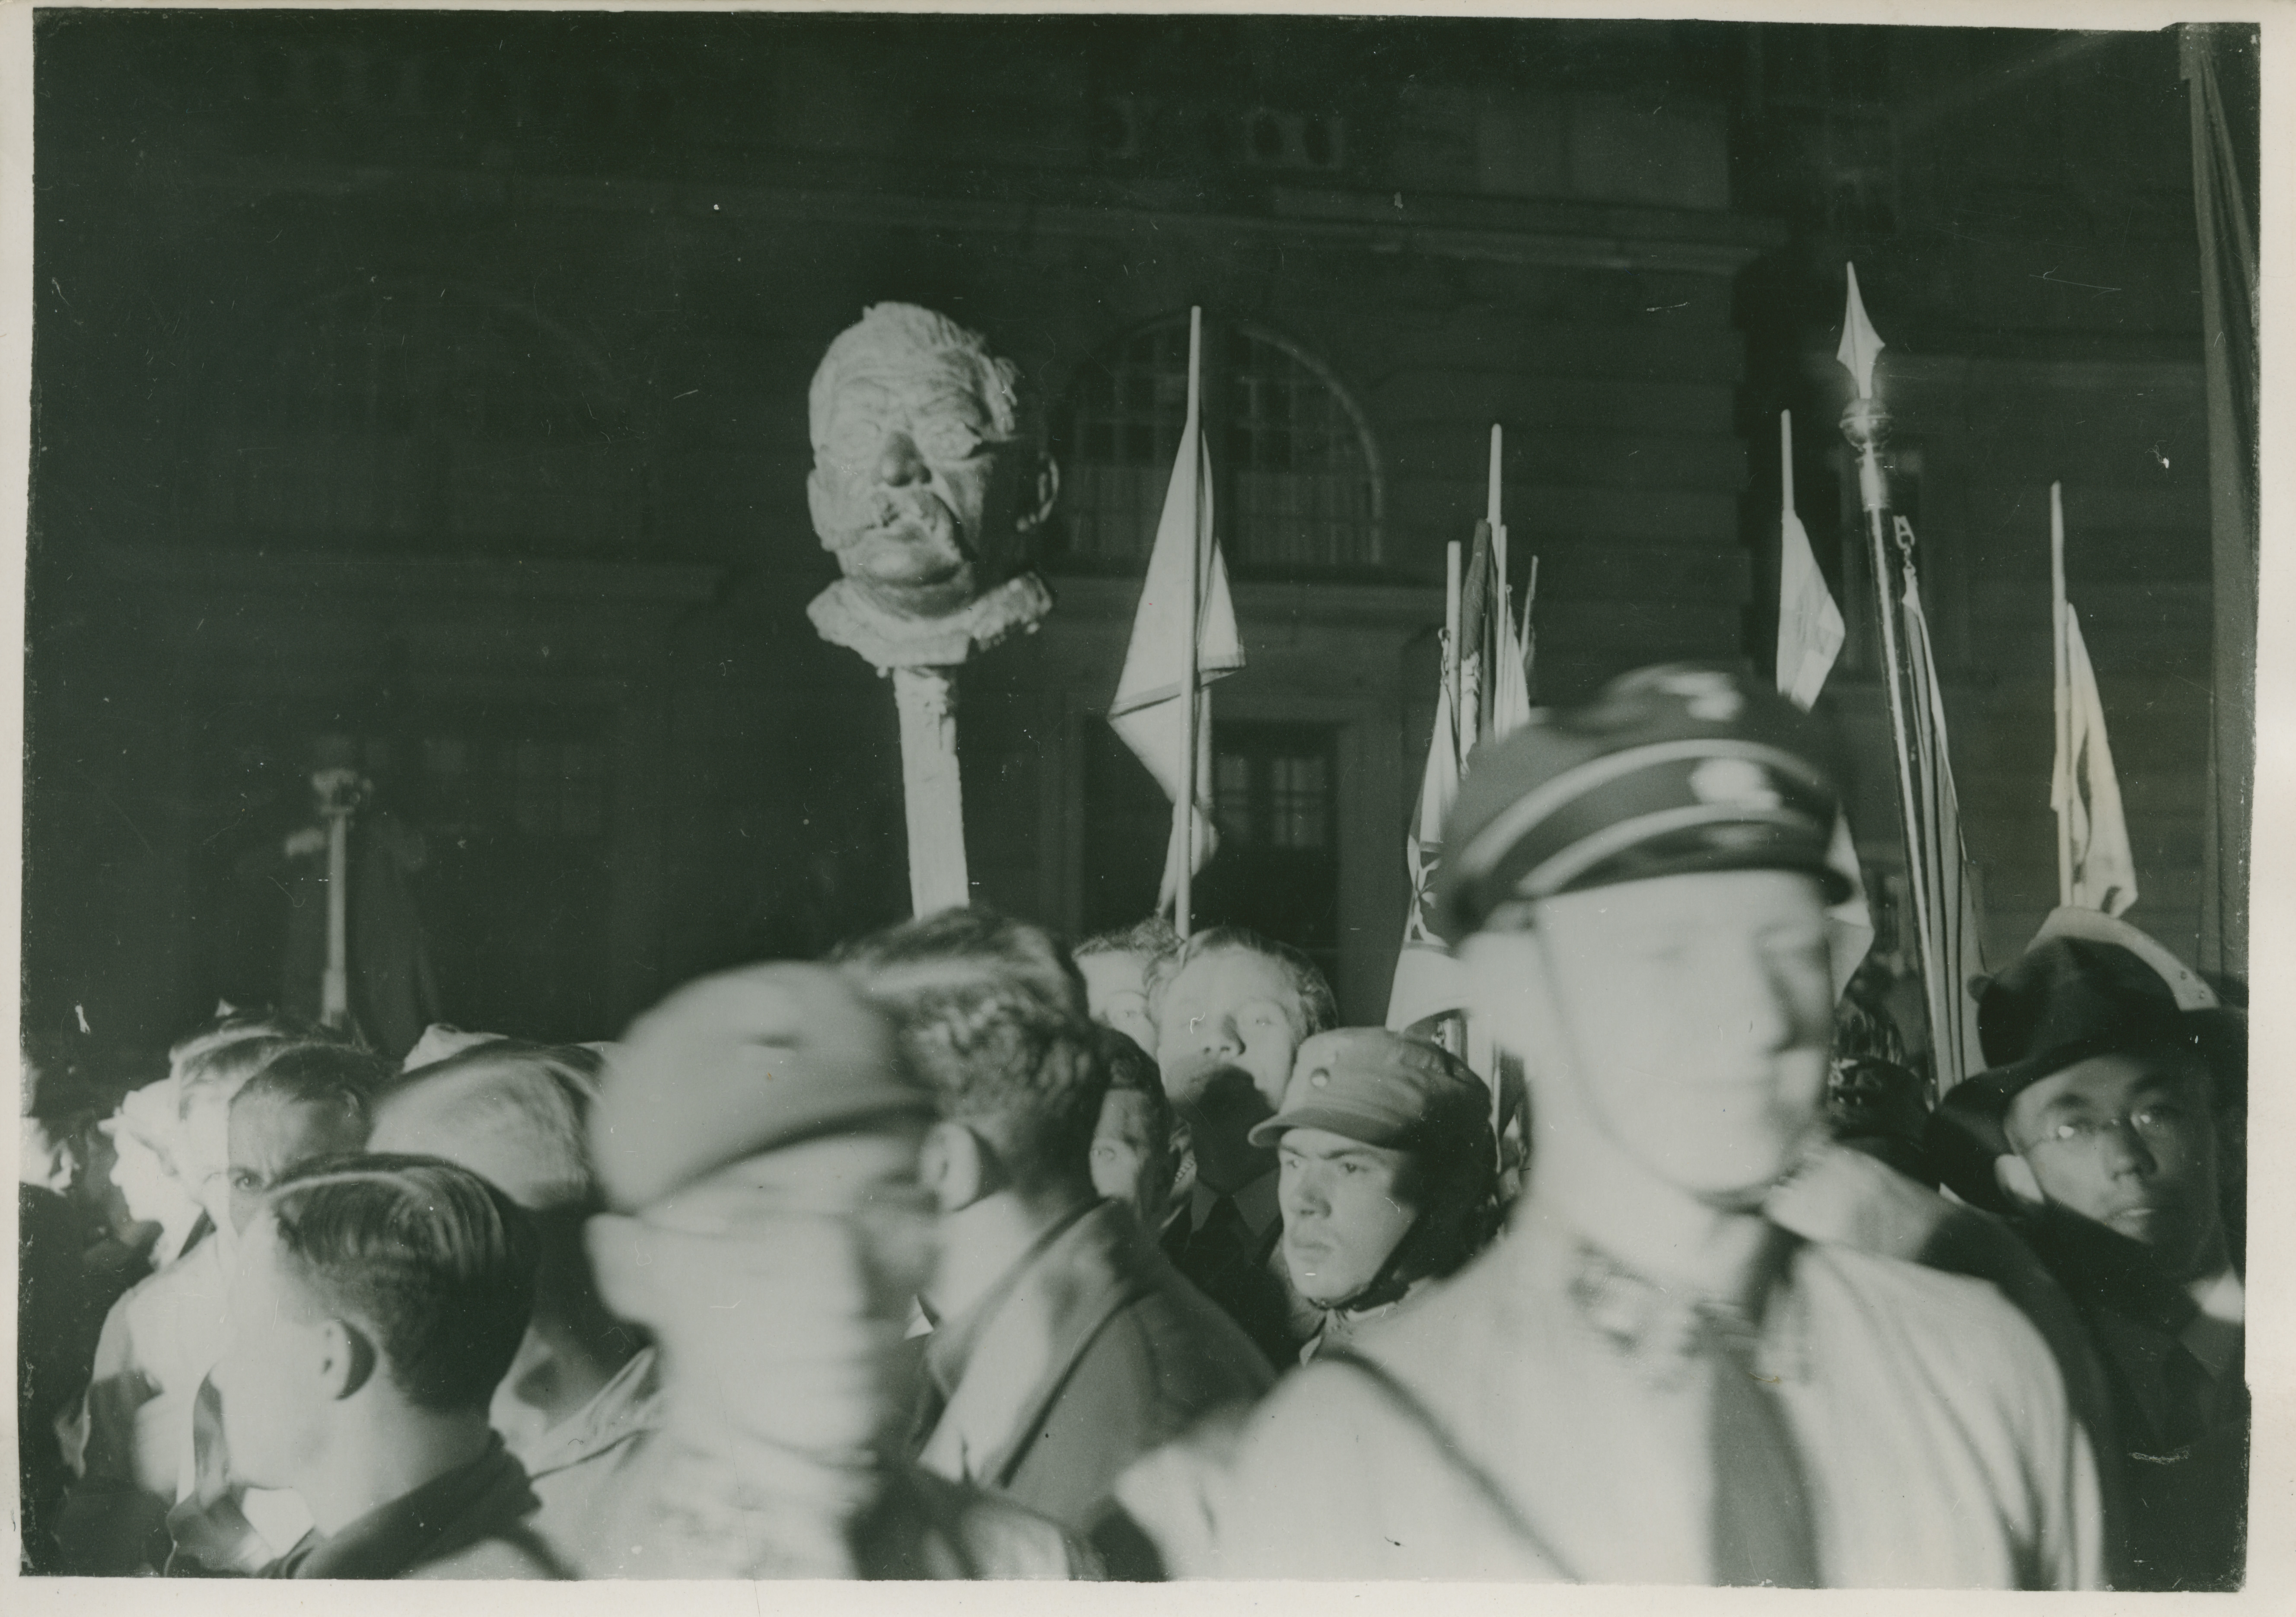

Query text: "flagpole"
[1836, 269, 1945, 1044]
[1176, 306, 1204, 940]
[1444, 540, 1462, 724]
[2050, 482, 2073, 908]
[1781, 410, 1795, 520]
[1488, 424, 1508, 626]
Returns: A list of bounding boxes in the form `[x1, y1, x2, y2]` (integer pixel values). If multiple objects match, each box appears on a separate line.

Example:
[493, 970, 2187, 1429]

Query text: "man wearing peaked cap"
[1148, 665, 2103, 1586]
[1248, 1030, 1497, 1363]
[570, 962, 1099, 1580]
[1925, 907, 2246, 1592]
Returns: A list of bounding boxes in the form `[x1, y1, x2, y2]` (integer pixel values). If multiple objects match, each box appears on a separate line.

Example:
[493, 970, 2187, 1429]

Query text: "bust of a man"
[805, 304, 1057, 670]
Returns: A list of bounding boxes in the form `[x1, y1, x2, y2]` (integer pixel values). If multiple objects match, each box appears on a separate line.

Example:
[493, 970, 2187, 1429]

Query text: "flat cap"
[591, 962, 935, 1211]
[1433, 663, 1846, 941]
[1248, 1028, 1489, 1154]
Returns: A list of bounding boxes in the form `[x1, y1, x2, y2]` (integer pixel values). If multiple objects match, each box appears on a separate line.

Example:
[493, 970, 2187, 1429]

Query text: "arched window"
[199, 282, 645, 554]
[1052, 315, 1383, 574]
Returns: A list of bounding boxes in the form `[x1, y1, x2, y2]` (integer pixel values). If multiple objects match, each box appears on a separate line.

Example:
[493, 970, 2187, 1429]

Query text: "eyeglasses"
[2030, 1103, 2196, 1150]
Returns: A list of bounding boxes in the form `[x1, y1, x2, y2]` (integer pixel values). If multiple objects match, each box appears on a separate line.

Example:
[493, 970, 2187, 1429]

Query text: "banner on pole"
[2053, 604, 2140, 917]
[1109, 372, 1242, 909]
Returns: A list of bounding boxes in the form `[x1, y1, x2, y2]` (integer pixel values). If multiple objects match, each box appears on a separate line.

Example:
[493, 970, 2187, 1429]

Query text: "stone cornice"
[162, 157, 1784, 277]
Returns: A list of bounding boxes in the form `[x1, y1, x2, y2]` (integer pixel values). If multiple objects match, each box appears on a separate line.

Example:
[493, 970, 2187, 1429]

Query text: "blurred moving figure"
[369, 1039, 659, 1578]
[1255, 1030, 1498, 1363]
[1929, 909, 2247, 1591]
[583, 959, 1099, 1578]
[56, 1015, 328, 1572]
[213, 1154, 549, 1578]
[841, 910, 1271, 1531]
[1116, 666, 2104, 1586]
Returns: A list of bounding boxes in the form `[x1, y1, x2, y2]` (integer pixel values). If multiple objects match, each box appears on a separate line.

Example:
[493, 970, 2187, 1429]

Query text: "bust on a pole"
[805, 306, 1059, 915]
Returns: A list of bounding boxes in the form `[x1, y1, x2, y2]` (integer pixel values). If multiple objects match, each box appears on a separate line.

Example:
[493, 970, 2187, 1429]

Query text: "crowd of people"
[16, 663, 2246, 1585]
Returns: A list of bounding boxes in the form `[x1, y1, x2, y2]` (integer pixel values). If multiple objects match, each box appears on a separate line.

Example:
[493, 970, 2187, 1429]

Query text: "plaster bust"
[804, 303, 1058, 669]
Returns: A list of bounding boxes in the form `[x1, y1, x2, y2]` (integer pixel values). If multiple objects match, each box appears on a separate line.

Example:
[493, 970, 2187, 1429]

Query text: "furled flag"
[1385, 671, 1462, 1031]
[1899, 532, 1989, 1089]
[1772, 410, 1869, 999]
[1108, 327, 1243, 910]
[1385, 516, 1532, 1031]
[2054, 604, 2139, 917]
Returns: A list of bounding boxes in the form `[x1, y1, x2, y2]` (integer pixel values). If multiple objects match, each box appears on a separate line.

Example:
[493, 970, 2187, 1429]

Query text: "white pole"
[1176, 307, 1204, 940]
[2051, 481, 2073, 909]
[894, 668, 970, 915]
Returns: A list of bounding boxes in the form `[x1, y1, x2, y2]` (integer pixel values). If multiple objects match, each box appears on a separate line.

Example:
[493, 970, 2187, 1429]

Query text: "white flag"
[1773, 411, 1867, 997]
[1777, 505, 1845, 710]
[1108, 393, 1242, 906]
[2053, 605, 2138, 917]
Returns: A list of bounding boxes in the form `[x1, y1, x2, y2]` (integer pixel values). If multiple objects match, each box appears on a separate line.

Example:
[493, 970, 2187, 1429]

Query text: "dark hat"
[1433, 663, 1847, 941]
[591, 962, 936, 1211]
[1247, 1028, 1489, 1154]
[1923, 909, 2241, 1211]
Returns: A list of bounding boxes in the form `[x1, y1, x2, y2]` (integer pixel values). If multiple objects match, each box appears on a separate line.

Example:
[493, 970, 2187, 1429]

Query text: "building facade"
[24, 14, 2248, 1051]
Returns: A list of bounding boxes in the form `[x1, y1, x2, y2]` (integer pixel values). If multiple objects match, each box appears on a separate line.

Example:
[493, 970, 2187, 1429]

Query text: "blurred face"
[1090, 1089, 1170, 1228]
[228, 1092, 370, 1233]
[1278, 1128, 1420, 1305]
[806, 355, 1026, 622]
[213, 1215, 331, 1492]
[177, 1089, 240, 1226]
[1154, 949, 1306, 1109]
[1080, 951, 1158, 1054]
[587, 1128, 937, 1460]
[109, 1129, 187, 1227]
[2007, 1052, 2223, 1282]
[1473, 870, 1834, 1206]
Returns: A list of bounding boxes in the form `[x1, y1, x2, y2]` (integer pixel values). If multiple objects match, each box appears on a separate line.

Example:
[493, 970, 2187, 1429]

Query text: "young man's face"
[2006, 1050, 2223, 1282]
[1089, 1088, 1170, 1229]
[1472, 869, 1835, 1207]
[1153, 948, 1306, 1109]
[213, 1215, 332, 1492]
[1277, 1127, 1420, 1306]
[228, 1092, 370, 1232]
[1079, 950, 1158, 1055]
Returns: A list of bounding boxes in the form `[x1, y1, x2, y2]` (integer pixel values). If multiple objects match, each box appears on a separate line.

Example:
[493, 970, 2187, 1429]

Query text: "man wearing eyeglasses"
[1928, 909, 2247, 1592]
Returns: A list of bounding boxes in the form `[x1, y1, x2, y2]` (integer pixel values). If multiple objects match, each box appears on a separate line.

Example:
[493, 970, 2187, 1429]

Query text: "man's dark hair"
[1074, 916, 1180, 965]
[235, 1043, 391, 1134]
[1145, 925, 1339, 1041]
[834, 905, 1086, 1023]
[264, 1152, 538, 1413]
[836, 908, 1101, 1191]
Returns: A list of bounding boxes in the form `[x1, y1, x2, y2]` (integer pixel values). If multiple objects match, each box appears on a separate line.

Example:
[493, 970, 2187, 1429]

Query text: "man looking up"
[211, 1153, 549, 1578]
[584, 959, 1098, 1579]
[1928, 908, 2246, 1590]
[1254, 1030, 1498, 1362]
[1119, 665, 2102, 1585]
[1148, 926, 1335, 1367]
[838, 910, 1270, 1532]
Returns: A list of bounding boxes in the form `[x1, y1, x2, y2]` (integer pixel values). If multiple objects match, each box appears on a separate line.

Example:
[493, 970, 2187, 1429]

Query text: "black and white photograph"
[6, 0, 2275, 1594]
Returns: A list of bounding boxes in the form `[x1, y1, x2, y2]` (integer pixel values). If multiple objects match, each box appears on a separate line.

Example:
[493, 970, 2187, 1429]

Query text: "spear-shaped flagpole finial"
[1837, 262, 1887, 402]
